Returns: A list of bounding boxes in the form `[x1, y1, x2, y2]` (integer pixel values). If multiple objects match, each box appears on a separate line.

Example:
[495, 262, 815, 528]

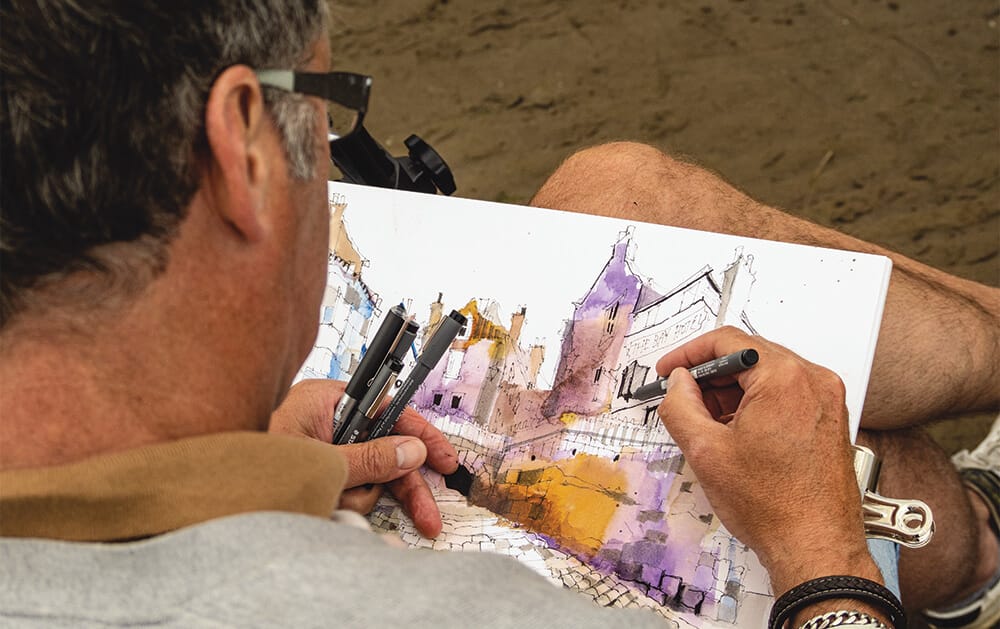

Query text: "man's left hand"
[268, 379, 460, 538]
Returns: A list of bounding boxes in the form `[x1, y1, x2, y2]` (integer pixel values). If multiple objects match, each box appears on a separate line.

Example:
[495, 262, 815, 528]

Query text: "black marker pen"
[331, 304, 407, 439]
[629, 348, 759, 402]
[366, 310, 467, 441]
[335, 355, 404, 445]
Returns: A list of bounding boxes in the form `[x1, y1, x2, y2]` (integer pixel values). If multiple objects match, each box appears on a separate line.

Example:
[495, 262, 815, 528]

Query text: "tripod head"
[329, 123, 456, 196]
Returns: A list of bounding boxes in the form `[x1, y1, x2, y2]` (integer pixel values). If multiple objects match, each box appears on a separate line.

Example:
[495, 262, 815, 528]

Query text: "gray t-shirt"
[0, 511, 667, 628]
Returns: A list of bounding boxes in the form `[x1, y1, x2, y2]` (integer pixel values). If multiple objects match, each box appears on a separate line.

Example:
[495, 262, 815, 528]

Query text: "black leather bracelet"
[769, 576, 906, 629]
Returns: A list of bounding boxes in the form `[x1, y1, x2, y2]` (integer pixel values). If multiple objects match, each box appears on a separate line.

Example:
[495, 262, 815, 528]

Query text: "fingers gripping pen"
[629, 349, 759, 402]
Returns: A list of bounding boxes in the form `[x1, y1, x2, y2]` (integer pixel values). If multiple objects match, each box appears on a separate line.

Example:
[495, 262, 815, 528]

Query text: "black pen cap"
[415, 310, 467, 369]
[740, 349, 759, 367]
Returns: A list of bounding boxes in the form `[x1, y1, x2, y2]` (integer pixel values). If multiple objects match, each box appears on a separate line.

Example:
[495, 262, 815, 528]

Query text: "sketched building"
[468, 230, 761, 625]
[365, 227, 762, 626]
[418, 227, 758, 443]
[411, 296, 544, 429]
[298, 194, 380, 381]
[538, 228, 757, 428]
[541, 229, 649, 419]
[613, 248, 757, 424]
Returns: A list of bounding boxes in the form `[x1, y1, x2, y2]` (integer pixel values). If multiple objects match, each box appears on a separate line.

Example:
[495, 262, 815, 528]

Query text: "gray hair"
[0, 0, 329, 326]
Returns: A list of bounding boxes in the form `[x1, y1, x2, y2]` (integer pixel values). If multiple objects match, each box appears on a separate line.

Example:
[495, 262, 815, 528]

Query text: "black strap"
[769, 575, 906, 629]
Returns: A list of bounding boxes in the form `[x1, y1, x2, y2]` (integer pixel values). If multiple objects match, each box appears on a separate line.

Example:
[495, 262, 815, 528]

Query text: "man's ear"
[202, 65, 275, 243]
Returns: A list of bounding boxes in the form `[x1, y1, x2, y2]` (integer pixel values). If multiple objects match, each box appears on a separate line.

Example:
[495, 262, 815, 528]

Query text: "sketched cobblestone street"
[371, 480, 704, 629]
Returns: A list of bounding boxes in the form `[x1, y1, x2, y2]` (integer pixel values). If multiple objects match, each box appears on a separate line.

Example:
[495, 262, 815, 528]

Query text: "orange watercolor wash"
[530, 454, 628, 558]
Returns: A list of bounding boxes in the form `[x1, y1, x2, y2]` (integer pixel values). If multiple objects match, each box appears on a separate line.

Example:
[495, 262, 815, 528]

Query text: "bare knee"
[531, 141, 758, 232]
[531, 142, 680, 216]
[554, 142, 684, 181]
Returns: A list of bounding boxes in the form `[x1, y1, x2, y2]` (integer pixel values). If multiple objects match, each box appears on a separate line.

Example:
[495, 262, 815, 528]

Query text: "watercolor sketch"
[297, 182, 892, 628]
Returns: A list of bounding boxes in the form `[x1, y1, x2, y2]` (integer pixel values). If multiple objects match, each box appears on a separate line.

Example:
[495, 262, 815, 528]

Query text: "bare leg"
[530, 142, 1000, 430]
[859, 428, 998, 612]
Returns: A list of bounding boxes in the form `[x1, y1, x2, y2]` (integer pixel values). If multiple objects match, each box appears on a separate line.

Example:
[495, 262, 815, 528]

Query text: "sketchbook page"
[297, 181, 892, 628]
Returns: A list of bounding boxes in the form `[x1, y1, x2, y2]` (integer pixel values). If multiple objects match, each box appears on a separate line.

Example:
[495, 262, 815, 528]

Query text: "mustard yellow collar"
[0, 432, 347, 541]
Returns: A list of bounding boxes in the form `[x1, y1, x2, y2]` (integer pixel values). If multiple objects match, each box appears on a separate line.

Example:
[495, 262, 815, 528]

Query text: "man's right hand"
[655, 327, 883, 595]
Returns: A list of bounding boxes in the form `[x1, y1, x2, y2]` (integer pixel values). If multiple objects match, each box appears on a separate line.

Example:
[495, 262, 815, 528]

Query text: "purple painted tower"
[542, 229, 645, 418]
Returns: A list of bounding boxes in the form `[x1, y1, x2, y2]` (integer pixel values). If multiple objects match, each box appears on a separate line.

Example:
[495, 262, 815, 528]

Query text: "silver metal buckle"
[853, 445, 935, 548]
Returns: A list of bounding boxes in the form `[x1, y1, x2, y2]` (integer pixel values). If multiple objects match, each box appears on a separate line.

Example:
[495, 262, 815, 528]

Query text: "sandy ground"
[329, 0, 999, 452]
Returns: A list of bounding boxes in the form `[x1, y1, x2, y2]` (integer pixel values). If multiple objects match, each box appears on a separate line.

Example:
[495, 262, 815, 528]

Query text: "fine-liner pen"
[344, 319, 419, 439]
[366, 310, 468, 441]
[331, 304, 407, 439]
[335, 355, 404, 445]
[629, 348, 759, 402]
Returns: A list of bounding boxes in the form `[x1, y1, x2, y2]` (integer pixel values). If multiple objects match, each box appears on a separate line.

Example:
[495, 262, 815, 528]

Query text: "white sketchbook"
[298, 181, 892, 628]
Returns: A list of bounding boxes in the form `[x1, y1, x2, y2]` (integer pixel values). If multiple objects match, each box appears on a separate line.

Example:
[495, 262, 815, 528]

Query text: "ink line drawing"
[297, 183, 891, 628]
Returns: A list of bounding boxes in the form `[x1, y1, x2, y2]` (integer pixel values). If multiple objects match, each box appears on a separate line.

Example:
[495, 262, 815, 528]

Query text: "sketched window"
[594, 366, 603, 383]
[618, 360, 650, 399]
[432, 393, 443, 406]
[451, 394, 462, 409]
[618, 363, 632, 399]
[633, 364, 650, 391]
[643, 405, 657, 426]
[443, 349, 464, 380]
[604, 301, 620, 334]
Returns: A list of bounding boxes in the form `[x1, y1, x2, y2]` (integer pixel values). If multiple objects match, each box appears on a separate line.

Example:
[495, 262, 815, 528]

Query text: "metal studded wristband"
[769, 576, 906, 629]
